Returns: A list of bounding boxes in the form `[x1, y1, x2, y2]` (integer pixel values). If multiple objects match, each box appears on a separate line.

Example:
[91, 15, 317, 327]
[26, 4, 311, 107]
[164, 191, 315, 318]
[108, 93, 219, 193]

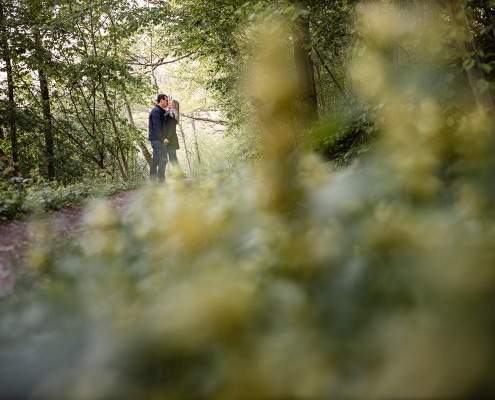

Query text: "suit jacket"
[148, 105, 166, 141]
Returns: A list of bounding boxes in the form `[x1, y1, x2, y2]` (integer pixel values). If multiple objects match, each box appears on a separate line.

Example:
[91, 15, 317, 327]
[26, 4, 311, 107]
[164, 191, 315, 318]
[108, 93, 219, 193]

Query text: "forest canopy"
[0, 0, 359, 182]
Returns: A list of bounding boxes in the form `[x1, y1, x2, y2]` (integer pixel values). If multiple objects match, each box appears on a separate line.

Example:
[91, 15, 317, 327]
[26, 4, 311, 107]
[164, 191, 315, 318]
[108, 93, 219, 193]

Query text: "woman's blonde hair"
[171, 99, 180, 122]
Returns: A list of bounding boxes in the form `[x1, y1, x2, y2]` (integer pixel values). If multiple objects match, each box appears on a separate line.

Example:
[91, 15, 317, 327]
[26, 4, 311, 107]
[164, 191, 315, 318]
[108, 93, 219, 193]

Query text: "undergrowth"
[0, 176, 141, 222]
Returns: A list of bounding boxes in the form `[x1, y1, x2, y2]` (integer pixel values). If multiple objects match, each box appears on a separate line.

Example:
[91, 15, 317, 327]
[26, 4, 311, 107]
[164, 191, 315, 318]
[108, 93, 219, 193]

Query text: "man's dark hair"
[156, 94, 168, 103]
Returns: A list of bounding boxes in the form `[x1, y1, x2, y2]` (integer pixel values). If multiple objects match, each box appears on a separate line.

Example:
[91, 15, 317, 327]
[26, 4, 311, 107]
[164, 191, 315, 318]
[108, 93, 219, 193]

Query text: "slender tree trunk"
[31, 5, 56, 180]
[178, 120, 191, 172]
[4, 58, 18, 170]
[123, 97, 135, 125]
[38, 68, 56, 180]
[102, 85, 129, 180]
[190, 114, 201, 165]
[0, 1, 19, 174]
[292, 14, 318, 127]
[314, 46, 352, 107]
[443, 0, 495, 117]
[123, 96, 152, 164]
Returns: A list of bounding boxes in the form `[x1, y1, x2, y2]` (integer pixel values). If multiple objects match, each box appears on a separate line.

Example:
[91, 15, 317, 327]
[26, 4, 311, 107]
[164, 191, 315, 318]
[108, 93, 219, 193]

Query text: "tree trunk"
[178, 120, 191, 172]
[292, 15, 318, 127]
[443, 0, 495, 117]
[190, 114, 201, 165]
[38, 68, 56, 180]
[124, 97, 152, 164]
[31, 7, 56, 180]
[0, 1, 19, 175]
[102, 85, 129, 180]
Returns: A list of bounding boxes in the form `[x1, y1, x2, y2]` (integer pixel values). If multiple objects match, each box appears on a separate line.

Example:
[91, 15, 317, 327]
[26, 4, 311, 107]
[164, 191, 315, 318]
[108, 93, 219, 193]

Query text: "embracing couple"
[148, 93, 182, 183]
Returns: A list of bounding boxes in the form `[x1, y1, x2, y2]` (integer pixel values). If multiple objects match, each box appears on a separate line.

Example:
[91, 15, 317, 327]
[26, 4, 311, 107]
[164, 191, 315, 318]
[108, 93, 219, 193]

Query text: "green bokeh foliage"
[1, 3, 495, 399]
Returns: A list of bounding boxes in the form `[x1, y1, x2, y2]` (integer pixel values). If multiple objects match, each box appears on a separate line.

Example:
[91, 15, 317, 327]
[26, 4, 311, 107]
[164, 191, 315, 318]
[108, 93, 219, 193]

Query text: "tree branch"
[127, 52, 196, 68]
[314, 46, 352, 106]
[181, 114, 227, 125]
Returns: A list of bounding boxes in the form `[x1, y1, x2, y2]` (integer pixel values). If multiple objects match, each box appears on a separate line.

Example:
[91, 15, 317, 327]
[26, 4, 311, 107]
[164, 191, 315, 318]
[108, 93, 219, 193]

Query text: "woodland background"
[2, 0, 495, 399]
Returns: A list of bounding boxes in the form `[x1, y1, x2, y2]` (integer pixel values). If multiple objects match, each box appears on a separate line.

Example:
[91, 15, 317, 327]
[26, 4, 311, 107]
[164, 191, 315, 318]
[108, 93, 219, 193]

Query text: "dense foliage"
[1, 0, 361, 185]
[0, 175, 139, 222]
[0, 0, 155, 182]
[2, 3, 495, 398]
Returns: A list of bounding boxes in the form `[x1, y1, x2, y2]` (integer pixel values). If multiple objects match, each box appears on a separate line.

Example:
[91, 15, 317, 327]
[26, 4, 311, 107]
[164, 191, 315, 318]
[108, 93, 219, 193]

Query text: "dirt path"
[0, 189, 139, 297]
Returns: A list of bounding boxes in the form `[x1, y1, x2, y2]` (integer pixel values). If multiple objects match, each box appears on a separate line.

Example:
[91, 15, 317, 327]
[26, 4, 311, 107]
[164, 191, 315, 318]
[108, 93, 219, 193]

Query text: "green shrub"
[0, 179, 28, 221]
[0, 177, 141, 222]
[0, 193, 22, 222]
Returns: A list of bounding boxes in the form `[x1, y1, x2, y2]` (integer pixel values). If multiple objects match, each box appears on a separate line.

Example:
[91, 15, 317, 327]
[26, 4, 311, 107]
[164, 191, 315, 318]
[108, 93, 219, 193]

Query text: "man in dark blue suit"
[148, 94, 173, 182]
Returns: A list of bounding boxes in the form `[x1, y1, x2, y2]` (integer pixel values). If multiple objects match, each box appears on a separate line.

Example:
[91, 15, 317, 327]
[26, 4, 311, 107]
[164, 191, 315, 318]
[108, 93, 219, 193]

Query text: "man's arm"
[148, 107, 162, 140]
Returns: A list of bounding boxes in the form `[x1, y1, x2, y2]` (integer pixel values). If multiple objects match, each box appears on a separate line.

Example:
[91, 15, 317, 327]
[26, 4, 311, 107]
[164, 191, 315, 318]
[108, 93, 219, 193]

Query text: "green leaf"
[479, 63, 493, 74]
[463, 58, 475, 71]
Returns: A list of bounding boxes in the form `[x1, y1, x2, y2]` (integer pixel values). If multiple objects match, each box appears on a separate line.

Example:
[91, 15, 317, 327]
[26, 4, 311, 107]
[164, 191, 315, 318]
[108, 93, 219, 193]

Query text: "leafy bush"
[311, 105, 379, 166]
[0, 178, 30, 222]
[0, 194, 21, 222]
[0, 177, 140, 222]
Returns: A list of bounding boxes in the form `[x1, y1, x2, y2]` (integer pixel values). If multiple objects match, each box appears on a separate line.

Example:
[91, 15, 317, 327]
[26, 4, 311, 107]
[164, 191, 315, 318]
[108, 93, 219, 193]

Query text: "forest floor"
[0, 189, 140, 298]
